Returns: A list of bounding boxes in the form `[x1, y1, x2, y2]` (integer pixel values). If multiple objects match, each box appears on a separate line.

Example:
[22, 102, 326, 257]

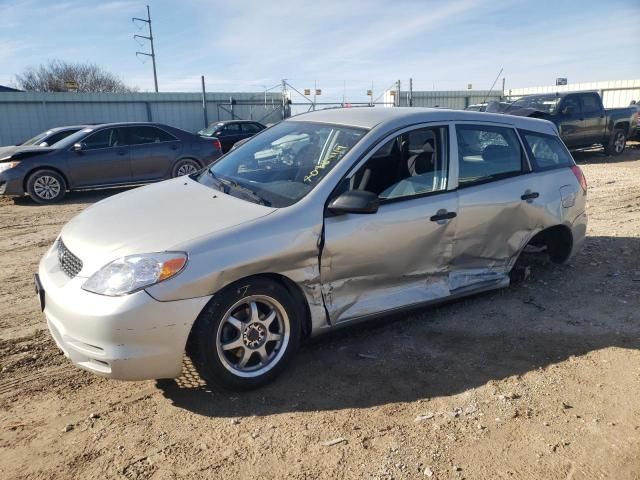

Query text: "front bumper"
[38, 248, 211, 380]
[0, 166, 26, 196]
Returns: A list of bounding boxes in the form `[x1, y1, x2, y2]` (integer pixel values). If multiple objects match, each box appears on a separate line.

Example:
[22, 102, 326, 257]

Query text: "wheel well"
[179, 157, 203, 168]
[259, 273, 313, 338]
[526, 225, 573, 264]
[23, 166, 69, 192]
[614, 122, 629, 136]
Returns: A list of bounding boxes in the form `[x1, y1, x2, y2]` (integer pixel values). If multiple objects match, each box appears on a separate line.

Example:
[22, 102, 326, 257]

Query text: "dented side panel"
[321, 191, 459, 323]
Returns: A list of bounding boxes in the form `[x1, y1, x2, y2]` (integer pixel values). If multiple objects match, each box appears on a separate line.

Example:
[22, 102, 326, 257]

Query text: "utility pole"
[313, 80, 317, 111]
[396, 80, 401, 107]
[133, 5, 159, 92]
[201, 76, 208, 128]
[409, 77, 413, 107]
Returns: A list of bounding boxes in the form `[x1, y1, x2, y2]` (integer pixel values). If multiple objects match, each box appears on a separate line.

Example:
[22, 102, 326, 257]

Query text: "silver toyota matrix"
[36, 108, 587, 390]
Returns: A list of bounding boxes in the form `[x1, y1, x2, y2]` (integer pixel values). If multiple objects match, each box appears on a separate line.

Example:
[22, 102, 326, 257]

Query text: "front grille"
[57, 239, 83, 278]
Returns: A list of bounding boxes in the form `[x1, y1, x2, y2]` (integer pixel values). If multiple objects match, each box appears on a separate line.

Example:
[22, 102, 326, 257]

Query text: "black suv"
[0, 122, 221, 204]
[198, 120, 266, 152]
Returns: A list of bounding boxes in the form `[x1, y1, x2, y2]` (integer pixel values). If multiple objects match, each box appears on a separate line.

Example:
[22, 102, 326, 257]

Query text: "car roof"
[288, 107, 558, 134]
[48, 125, 90, 132]
[213, 120, 262, 124]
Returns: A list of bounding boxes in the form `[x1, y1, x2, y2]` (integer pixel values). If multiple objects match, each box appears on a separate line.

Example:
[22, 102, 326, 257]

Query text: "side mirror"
[328, 190, 379, 215]
[72, 142, 86, 152]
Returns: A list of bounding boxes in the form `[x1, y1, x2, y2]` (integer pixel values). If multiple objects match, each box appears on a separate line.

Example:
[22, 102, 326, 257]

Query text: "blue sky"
[1, 0, 639, 103]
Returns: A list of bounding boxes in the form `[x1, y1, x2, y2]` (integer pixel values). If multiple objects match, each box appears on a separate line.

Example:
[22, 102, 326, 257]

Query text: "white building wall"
[508, 79, 640, 108]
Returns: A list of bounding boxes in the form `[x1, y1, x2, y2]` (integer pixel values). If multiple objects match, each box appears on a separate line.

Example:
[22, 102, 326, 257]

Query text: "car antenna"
[481, 67, 504, 107]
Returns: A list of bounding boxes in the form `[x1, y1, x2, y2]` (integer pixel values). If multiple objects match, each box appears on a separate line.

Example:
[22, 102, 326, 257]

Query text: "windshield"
[198, 121, 366, 207]
[511, 95, 561, 114]
[50, 127, 96, 149]
[200, 123, 223, 136]
[20, 131, 49, 146]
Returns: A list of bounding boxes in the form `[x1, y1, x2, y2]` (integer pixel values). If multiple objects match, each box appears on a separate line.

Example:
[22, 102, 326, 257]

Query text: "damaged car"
[36, 107, 587, 390]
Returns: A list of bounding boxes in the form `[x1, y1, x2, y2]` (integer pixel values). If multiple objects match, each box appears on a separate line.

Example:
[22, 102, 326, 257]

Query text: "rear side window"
[456, 124, 525, 187]
[519, 129, 574, 170]
[242, 123, 262, 134]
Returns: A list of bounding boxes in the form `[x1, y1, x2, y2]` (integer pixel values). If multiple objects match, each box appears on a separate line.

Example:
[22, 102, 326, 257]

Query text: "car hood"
[0, 145, 55, 160]
[60, 177, 275, 276]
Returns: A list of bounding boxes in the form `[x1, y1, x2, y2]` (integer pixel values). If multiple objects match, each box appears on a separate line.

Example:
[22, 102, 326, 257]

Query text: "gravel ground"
[0, 144, 639, 480]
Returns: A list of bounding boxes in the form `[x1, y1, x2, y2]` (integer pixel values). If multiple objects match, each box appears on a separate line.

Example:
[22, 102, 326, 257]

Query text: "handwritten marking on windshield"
[304, 145, 349, 183]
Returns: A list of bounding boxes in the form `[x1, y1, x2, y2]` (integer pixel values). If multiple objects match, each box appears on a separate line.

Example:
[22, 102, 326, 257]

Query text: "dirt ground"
[0, 144, 639, 480]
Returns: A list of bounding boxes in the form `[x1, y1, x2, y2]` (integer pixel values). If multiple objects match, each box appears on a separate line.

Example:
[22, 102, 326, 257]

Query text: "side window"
[561, 96, 581, 115]
[519, 129, 574, 170]
[242, 123, 262, 134]
[83, 128, 125, 150]
[127, 126, 177, 145]
[456, 124, 524, 187]
[351, 126, 449, 201]
[581, 94, 601, 114]
[223, 123, 241, 134]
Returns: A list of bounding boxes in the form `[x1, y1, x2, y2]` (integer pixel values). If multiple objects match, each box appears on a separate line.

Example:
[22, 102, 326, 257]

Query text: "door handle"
[521, 191, 539, 201]
[430, 210, 457, 222]
[117, 150, 126, 156]
[170, 144, 178, 150]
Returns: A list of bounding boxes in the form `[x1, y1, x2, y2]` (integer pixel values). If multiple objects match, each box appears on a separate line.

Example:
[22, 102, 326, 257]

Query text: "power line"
[133, 5, 158, 92]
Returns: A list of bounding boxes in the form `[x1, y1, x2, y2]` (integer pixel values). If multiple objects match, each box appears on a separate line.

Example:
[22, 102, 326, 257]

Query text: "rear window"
[519, 129, 575, 170]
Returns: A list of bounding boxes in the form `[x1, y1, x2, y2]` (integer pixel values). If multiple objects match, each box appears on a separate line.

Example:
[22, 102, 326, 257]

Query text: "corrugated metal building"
[507, 79, 640, 108]
[383, 89, 503, 109]
[0, 91, 283, 145]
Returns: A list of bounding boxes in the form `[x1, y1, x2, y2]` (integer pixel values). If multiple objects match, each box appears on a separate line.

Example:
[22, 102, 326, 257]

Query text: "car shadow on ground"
[12, 186, 136, 206]
[157, 235, 640, 417]
[573, 141, 639, 165]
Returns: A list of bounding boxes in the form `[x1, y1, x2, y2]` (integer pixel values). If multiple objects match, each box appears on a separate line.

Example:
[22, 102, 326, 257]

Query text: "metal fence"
[385, 90, 504, 109]
[0, 91, 284, 145]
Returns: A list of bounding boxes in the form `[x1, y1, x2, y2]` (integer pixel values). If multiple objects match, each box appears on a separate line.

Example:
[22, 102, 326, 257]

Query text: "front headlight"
[82, 252, 187, 296]
[0, 161, 20, 173]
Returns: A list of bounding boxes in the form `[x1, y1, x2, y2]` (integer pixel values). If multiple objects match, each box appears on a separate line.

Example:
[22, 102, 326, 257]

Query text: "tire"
[187, 277, 302, 390]
[604, 128, 626, 156]
[172, 158, 201, 178]
[26, 169, 67, 204]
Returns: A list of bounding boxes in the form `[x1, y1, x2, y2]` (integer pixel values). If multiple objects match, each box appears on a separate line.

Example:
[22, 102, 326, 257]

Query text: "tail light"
[212, 139, 222, 151]
[571, 165, 587, 193]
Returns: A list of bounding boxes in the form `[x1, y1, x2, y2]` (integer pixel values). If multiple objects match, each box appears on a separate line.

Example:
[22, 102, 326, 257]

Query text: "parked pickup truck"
[503, 91, 638, 155]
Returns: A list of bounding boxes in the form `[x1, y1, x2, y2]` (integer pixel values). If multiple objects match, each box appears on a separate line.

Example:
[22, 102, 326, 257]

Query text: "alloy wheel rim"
[614, 133, 625, 153]
[177, 163, 198, 176]
[215, 295, 290, 378]
[33, 176, 61, 200]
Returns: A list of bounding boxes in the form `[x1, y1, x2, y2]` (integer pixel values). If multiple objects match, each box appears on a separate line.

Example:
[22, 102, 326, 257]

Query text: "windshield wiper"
[206, 169, 229, 193]
[221, 178, 272, 206]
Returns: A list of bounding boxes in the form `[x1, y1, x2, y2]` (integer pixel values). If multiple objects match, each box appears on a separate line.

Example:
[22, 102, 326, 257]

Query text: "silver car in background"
[36, 108, 587, 390]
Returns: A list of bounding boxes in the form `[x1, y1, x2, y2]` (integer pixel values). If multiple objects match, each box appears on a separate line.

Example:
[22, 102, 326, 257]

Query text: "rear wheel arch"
[525, 224, 574, 264]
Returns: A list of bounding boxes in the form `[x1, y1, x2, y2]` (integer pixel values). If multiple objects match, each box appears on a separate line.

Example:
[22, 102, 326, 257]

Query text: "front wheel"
[604, 128, 626, 156]
[172, 159, 201, 177]
[187, 278, 302, 390]
[26, 169, 67, 204]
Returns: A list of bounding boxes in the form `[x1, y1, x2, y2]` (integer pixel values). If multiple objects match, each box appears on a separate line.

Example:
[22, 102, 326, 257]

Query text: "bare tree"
[15, 60, 137, 93]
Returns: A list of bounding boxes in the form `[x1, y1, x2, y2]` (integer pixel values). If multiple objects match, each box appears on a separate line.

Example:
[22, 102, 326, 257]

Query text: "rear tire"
[604, 128, 626, 156]
[172, 159, 201, 177]
[187, 278, 302, 391]
[26, 169, 67, 204]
